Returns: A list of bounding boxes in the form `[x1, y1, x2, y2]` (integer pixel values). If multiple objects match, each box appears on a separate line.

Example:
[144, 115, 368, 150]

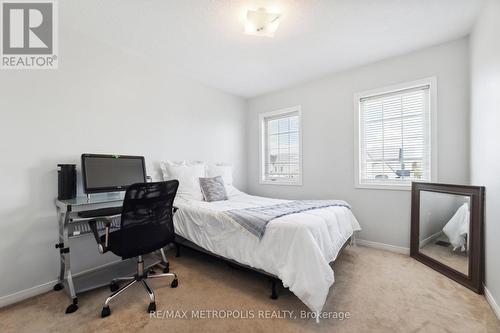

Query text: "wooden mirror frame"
[410, 182, 485, 294]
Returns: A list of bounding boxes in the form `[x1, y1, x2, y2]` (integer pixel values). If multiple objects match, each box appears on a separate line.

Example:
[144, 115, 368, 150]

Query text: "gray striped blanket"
[224, 200, 351, 239]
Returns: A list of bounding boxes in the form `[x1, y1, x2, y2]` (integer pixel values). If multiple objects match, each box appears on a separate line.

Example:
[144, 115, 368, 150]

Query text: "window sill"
[355, 183, 412, 191]
[260, 179, 303, 186]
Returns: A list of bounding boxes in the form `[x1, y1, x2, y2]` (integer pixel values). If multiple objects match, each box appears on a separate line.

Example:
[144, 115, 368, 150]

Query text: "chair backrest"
[118, 180, 179, 259]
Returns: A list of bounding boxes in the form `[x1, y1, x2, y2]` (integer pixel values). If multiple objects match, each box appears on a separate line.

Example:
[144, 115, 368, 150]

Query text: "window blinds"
[359, 85, 431, 185]
[263, 111, 300, 182]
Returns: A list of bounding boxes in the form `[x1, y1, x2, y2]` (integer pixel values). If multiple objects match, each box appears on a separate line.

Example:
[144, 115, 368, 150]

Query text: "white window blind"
[358, 85, 432, 186]
[260, 107, 301, 184]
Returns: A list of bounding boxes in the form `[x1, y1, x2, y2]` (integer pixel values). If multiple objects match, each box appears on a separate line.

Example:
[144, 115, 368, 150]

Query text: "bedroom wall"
[0, 28, 246, 302]
[470, 0, 500, 316]
[419, 192, 464, 241]
[246, 38, 470, 250]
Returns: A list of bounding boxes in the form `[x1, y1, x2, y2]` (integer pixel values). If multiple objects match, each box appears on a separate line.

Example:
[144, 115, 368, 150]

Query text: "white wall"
[470, 0, 500, 314]
[0, 27, 246, 300]
[246, 38, 470, 249]
[419, 191, 468, 241]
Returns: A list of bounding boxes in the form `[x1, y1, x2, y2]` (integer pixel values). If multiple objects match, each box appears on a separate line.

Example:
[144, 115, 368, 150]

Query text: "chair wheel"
[53, 283, 64, 291]
[171, 279, 178, 288]
[65, 303, 78, 314]
[148, 302, 156, 313]
[109, 282, 119, 292]
[101, 306, 111, 318]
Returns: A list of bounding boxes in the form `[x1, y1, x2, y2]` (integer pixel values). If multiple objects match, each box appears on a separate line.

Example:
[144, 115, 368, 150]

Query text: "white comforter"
[442, 203, 470, 251]
[173, 190, 361, 314]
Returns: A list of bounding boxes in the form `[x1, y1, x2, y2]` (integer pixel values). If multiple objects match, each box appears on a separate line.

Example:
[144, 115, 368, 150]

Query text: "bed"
[442, 202, 470, 251]
[171, 188, 361, 315]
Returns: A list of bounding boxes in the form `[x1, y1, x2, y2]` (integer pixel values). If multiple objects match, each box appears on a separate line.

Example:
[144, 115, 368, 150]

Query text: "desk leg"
[65, 269, 78, 314]
[58, 209, 78, 313]
[54, 208, 65, 291]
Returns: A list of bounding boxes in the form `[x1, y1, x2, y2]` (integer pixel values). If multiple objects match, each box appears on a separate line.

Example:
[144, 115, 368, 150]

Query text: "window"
[259, 106, 302, 185]
[355, 78, 437, 189]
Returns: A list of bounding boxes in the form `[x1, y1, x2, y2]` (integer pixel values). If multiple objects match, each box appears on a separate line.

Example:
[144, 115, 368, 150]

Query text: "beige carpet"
[420, 241, 469, 275]
[0, 246, 498, 333]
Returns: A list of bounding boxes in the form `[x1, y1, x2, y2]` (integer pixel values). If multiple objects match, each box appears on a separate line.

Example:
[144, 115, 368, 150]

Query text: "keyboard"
[70, 219, 120, 237]
[78, 206, 122, 218]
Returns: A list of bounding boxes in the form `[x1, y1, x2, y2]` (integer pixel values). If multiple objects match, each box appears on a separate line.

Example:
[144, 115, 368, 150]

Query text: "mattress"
[173, 190, 361, 314]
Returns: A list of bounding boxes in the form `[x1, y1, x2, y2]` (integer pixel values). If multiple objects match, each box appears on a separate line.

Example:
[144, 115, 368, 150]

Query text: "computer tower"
[58, 164, 77, 200]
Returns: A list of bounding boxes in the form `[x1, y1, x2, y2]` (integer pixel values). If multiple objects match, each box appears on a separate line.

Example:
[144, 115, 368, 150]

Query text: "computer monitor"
[81, 154, 146, 194]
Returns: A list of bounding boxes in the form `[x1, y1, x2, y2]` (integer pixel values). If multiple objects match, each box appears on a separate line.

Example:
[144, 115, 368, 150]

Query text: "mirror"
[419, 191, 470, 275]
[411, 183, 485, 294]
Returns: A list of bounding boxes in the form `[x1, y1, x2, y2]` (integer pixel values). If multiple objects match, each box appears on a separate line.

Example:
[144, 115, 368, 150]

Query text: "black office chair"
[89, 180, 179, 318]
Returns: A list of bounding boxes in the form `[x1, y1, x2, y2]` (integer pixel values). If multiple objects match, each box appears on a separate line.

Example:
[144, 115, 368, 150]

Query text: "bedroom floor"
[0, 246, 498, 333]
[420, 236, 469, 275]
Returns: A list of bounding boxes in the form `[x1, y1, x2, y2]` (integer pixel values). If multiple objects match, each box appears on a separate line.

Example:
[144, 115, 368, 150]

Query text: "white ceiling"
[64, 0, 484, 98]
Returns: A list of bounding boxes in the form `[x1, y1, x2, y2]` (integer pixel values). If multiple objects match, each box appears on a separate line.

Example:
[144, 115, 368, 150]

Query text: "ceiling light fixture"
[244, 8, 281, 37]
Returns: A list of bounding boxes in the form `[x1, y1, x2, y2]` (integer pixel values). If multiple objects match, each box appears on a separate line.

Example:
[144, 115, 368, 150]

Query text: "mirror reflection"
[419, 191, 470, 276]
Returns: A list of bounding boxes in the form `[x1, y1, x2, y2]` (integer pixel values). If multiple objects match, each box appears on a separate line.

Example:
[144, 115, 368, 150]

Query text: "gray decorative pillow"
[199, 176, 228, 202]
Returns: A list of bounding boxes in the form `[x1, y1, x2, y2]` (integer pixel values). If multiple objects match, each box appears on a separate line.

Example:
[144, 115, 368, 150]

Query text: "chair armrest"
[88, 216, 118, 254]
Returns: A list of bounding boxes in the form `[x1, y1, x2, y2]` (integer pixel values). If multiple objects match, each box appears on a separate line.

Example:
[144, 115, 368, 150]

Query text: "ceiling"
[64, 0, 484, 98]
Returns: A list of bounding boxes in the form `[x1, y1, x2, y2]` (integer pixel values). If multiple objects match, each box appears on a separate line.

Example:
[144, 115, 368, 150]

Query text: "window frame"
[259, 105, 303, 186]
[354, 77, 438, 191]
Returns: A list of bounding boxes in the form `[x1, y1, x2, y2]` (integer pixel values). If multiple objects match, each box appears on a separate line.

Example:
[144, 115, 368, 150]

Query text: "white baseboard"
[420, 231, 443, 248]
[356, 239, 410, 255]
[0, 279, 57, 308]
[484, 286, 500, 321]
[0, 257, 143, 309]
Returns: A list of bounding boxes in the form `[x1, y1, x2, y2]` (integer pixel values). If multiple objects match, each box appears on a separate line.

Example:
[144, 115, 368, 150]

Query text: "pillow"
[161, 160, 204, 177]
[206, 163, 233, 186]
[206, 163, 242, 196]
[161, 161, 205, 200]
[199, 176, 228, 202]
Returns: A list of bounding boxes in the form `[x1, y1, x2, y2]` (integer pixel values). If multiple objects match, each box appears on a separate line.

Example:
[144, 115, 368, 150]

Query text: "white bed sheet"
[173, 190, 361, 314]
[442, 202, 470, 251]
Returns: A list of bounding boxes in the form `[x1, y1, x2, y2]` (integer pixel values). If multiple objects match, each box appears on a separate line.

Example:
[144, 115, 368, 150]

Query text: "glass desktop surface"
[57, 192, 124, 206]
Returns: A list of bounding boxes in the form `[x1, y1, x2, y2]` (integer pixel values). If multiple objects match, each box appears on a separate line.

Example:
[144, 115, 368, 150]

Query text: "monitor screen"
[82, 154, 146, 193]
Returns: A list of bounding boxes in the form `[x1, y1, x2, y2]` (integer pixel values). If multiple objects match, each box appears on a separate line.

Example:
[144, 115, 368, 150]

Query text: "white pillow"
[161, 161, 205, 201]
[206, 163, 233, 185]
[160, 160, 183, 178]
[160, 160, 205, 177]
[206, 163, 242, 196]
